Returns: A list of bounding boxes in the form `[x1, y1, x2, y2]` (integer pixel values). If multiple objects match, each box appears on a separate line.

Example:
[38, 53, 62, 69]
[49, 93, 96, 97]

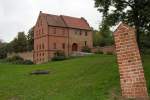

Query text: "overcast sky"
[0, 0, 102, 42]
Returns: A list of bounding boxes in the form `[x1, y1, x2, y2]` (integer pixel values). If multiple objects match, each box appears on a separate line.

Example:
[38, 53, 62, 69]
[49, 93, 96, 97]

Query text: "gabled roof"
[39, 12, 91, 30]
[61, 15, 91, 30]
[42, 13, 67, 27]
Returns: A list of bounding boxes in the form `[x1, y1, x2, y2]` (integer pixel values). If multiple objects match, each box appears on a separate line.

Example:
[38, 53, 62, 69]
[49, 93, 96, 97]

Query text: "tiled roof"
[42, 13, 67, 27]
[61, 15, 91, 30]
[40, 12, 91, 30]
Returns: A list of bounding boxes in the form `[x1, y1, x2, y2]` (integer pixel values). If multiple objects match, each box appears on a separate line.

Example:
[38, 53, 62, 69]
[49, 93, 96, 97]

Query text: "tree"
[0, 41, 8, 59]
[99, 20, 114, 46]
[11, 32, 27, 53]
[27, 27, 34, 51]
[94, 0, 150, 48]
[93, 30, 101, 46]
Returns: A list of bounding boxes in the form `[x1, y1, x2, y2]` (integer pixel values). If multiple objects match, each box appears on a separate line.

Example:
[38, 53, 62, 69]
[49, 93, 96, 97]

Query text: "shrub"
[106, 52, 113, 55]
[54, 50, 65, 56]
[6, 55, 24, 62]
[52, 56, 66, 61]
[6, 55, 33, 65]
[81, 46, 91, 53]
[52, 50, 66, 61]
[23, 60, 33, 65]
[95, 50, 103, 54]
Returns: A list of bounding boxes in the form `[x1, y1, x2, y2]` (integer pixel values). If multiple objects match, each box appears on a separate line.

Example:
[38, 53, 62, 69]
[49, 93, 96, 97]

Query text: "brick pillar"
[114, 23, 148, 99]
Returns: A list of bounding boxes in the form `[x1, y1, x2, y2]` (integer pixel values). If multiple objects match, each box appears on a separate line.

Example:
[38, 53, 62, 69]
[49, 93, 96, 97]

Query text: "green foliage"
[27, 27, 34, 51]
[5, 56, 33, 65]
[10, 32, 28, 53]
[93, 30, 102, 46]
[99, 20, 114, 47]
[2, 27, 34, 55]
[94, 50, 103, 54]
[93, 23, 114, 47]
[94, 0, 150, 48]
[6, 55, 24, 64]
[140, 33, 150, 54]
[81, 46, 91, 53]
[23, 60, 34, 65]
[52, 50, 66, 61]
[0, 42, 7, 59]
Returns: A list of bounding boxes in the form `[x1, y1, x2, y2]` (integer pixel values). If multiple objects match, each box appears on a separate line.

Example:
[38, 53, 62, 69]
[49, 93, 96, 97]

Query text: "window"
[75, 30, 78, 35]
[42, 43, 44, 49]
[80, 30, 82, 35]
[75, 29, 79, 35]
[62, 43, 65, 49]
[85, 41, 87, 46]
[39, 44, 41, 50]
[53, 43, 56, 49]
[37, 45, 38, 50]
[85, 31, 88, 36]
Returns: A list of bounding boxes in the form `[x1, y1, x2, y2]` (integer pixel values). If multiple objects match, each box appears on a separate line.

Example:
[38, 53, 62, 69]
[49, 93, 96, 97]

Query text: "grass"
[0, 54, 149, 100]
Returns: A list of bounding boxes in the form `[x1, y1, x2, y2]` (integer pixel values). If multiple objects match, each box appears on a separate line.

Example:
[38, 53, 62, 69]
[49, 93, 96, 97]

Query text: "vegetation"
[0, 54, 150, 100]
[0, 27, 34, 59]
[81, 46, 91, 53]
[4, 55, 33, 65]
[52, 50, 66, 61]
[94, 0, 150, 48]
[93, 28, 114, 47]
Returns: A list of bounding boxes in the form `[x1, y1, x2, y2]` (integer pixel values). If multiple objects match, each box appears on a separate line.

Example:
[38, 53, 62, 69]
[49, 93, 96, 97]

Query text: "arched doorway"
[72, 43, 78, 51]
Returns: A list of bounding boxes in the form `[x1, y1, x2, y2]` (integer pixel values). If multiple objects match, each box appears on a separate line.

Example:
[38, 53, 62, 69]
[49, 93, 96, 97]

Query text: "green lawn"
[0, 54, 149, 100]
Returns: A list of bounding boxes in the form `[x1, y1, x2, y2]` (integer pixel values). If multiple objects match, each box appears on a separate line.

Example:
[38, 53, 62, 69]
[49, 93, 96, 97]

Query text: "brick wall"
[91, 46, 115, 54]
[114, 23, 148, 99]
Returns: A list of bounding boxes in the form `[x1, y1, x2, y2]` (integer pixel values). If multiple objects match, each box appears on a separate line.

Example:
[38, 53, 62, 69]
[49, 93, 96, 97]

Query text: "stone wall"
[7, 51, 33, 61]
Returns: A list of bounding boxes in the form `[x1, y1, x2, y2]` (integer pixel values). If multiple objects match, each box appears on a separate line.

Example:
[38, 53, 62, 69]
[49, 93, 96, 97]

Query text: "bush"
[52, 56, 66, 61]
[141, 48, 150, 54]
[81, 46, 91, 53]
[6, 55, 24, 62]
[23, 60, 33, 65]
[106, 52, 113, 55]
[6, 55, 33, 65]
[52, 50, 66, 61]
[95, 50, 103, 54]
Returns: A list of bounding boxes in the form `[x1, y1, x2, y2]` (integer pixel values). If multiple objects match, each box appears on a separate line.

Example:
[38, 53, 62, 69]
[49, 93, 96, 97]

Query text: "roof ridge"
[61, 15, 82, 19]
[60, 15, 68, 27]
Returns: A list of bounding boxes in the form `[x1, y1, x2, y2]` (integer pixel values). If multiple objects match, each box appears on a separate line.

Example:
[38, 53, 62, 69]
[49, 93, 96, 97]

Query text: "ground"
[0, 54, 149, 100]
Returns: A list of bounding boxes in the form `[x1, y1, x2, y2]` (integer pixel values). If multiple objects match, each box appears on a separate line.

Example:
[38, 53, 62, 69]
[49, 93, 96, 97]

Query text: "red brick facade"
[114, 23, 148, 99]
[34, 11, 93, 64]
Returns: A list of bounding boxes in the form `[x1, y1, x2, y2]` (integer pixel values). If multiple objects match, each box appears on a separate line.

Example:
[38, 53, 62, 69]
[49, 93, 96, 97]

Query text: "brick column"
[114, 23, 148, 99]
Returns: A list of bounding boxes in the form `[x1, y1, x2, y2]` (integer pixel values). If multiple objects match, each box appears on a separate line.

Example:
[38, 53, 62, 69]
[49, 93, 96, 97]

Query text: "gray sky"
[0, 0, 102, 42]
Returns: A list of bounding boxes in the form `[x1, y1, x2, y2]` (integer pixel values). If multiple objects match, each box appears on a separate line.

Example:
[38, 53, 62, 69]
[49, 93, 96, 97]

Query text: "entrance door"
[72, 43, 78, 51]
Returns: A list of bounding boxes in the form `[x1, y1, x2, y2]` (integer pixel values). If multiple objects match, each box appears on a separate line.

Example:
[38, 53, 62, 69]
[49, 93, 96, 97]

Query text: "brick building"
[34, 11, 93, 64]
